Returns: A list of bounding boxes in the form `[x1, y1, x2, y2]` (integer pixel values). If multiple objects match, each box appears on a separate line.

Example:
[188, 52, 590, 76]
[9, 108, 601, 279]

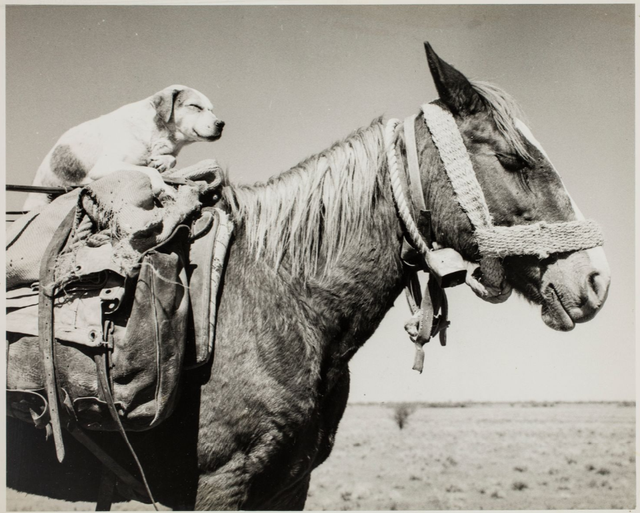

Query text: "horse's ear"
[152, 85, 185, 123]
[424, 42, 484, 115]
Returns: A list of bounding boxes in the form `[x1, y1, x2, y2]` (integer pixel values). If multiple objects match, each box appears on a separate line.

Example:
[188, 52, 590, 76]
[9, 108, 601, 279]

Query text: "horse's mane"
[223, 118, 388, 277]
[223, 82, 528, 277]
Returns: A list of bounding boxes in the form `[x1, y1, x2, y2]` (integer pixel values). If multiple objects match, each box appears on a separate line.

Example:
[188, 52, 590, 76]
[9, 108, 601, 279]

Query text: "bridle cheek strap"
[403, 114, 426, 215]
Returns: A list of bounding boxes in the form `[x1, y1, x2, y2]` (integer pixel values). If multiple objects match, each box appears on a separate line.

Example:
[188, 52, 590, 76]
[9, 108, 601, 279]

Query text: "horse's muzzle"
[540, 246, 610, 331]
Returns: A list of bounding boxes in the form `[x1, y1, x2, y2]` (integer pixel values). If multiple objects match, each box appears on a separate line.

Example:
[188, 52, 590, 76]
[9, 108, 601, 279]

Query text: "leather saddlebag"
[6, 221, 191, 433]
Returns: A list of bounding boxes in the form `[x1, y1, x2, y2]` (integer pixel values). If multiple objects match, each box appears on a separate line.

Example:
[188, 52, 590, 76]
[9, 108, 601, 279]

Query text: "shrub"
[512, 481, 529, 491]
[393, 403, 415, 430]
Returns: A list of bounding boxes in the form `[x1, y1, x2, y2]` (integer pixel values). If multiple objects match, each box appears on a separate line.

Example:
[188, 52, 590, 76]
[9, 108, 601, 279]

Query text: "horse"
[6, 43, 610, 510]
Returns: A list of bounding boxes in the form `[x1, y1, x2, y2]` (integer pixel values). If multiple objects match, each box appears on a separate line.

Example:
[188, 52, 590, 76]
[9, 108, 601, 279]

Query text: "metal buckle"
[102, 319, 115, 349]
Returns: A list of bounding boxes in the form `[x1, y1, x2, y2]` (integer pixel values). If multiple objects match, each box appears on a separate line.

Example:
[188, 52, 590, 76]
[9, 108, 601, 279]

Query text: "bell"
[424, 247, 467, 288]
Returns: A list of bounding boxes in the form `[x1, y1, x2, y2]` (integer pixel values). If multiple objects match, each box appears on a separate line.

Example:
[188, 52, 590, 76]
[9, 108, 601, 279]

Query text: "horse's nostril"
[587, 271, 609, 306]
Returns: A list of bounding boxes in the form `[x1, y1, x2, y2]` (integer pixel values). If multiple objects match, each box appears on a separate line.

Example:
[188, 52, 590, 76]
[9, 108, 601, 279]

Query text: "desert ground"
[305, 402, 635, 510]
[6, 402, 635, 511]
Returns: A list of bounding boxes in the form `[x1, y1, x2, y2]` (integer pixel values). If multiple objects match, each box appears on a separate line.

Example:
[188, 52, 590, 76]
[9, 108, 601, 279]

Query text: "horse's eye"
[496, 153, 527, 172]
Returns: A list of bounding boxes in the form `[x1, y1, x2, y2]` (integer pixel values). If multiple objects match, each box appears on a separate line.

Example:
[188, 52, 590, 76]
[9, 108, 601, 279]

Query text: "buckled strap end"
[38, 206, 77, 463]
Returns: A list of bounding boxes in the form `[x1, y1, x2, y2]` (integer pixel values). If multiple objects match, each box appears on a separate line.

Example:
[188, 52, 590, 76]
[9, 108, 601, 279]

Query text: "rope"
[387, 101, 605, 351]
[384, 119, 430, 260]
[422, 103, 492, 230]
[477, 219, 604, 259]
[420, 101, 604, 295]
[421, 103, 507, 291]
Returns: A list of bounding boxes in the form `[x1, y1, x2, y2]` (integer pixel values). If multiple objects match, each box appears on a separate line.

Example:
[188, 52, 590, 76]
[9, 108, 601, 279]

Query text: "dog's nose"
[215, 120, 225, 129]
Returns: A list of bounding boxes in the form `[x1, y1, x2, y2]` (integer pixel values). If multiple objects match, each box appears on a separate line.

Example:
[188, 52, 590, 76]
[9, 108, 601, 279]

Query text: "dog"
[23, 85, 225, 210]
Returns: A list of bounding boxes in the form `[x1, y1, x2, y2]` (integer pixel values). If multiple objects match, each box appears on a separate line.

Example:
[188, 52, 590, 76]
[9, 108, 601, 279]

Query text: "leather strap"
[438, 290, 449, 346]
[96, 467, 116, 511]
[38, 206, 76, 462]
[404, 271, 422, 314]
[94, 325, 158, 510]
[403, 114, 426, 215]
[67, 423, 151, 501]
[417, 275, 434, 346]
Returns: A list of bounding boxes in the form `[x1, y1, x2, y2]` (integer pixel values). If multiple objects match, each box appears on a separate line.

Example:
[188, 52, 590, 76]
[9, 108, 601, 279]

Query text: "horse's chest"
[195, 371, 336, 506]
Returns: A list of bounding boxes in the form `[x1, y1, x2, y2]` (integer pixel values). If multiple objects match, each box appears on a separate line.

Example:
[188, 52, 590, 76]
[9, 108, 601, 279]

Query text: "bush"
[393, 403, 415, 430]
[512, 481, 529, 491]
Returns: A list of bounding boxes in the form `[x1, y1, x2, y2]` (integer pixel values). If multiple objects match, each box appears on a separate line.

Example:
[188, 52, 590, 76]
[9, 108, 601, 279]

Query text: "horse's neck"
[306, 187, 405, 344]
[273, 190, 405, 390]
[227, 138, 407, 376]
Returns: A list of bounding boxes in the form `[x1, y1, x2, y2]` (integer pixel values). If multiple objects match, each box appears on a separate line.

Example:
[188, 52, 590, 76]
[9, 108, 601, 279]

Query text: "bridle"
[385, 100, 605, 371]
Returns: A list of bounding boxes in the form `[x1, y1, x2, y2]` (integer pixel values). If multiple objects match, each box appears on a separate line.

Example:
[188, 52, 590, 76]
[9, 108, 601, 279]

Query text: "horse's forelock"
[471, 80, 532, 162]
[223, 118, 389, 277]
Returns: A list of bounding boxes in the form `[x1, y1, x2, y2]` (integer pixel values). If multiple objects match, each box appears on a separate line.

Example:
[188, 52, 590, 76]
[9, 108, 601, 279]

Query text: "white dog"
[24, 85, 224, 210]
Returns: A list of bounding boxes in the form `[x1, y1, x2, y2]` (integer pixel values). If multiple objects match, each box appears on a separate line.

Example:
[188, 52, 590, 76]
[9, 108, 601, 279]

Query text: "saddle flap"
[185, 207, 233, 368]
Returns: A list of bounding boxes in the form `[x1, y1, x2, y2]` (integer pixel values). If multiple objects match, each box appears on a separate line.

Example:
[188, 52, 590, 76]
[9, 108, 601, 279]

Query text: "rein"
[385, 101, 605, 371]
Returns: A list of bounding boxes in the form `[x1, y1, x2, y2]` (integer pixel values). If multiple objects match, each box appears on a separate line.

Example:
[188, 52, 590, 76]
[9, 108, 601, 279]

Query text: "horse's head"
[412, 43, 610, 331]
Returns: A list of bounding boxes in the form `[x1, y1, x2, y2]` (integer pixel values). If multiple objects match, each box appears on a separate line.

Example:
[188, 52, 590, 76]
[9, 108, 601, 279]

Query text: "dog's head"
[152, 85, 224, 142]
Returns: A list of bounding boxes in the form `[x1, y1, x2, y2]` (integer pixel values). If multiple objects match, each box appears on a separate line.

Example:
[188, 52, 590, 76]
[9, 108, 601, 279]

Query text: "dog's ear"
[152, 85, 186, 123]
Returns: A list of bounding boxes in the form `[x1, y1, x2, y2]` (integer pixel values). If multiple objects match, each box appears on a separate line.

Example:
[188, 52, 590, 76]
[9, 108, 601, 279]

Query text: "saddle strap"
[67, 423, 151, 503]
[96, 467, 116, 511]
[38, 206, 77, 462]
[94, 345, 158, 510]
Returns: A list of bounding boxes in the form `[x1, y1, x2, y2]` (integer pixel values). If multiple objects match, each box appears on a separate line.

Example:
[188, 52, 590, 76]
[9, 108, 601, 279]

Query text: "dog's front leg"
[148, 139, 178, 173]
[148, 154, 177, 173]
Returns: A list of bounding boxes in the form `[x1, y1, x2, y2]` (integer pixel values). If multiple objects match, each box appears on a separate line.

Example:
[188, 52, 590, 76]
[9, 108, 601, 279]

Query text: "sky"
[4, 4, 635, 403]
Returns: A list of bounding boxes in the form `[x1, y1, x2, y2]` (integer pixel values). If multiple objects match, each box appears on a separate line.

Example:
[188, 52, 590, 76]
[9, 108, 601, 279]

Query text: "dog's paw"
[143, 169, 177, 201]
[148, 155, 177, 173]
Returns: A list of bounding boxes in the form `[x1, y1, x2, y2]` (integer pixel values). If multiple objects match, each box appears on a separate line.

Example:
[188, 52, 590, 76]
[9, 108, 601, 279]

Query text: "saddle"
[6, 166, 233, 506]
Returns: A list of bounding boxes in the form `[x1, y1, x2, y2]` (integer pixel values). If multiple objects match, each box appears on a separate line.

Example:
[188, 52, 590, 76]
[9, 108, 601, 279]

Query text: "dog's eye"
[188, 104, 203, 111]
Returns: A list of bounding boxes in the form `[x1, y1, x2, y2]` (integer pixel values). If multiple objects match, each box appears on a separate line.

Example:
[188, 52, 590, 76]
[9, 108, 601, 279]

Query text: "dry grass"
[5, 403, 635, 511]
[304, 402, 635, 510]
